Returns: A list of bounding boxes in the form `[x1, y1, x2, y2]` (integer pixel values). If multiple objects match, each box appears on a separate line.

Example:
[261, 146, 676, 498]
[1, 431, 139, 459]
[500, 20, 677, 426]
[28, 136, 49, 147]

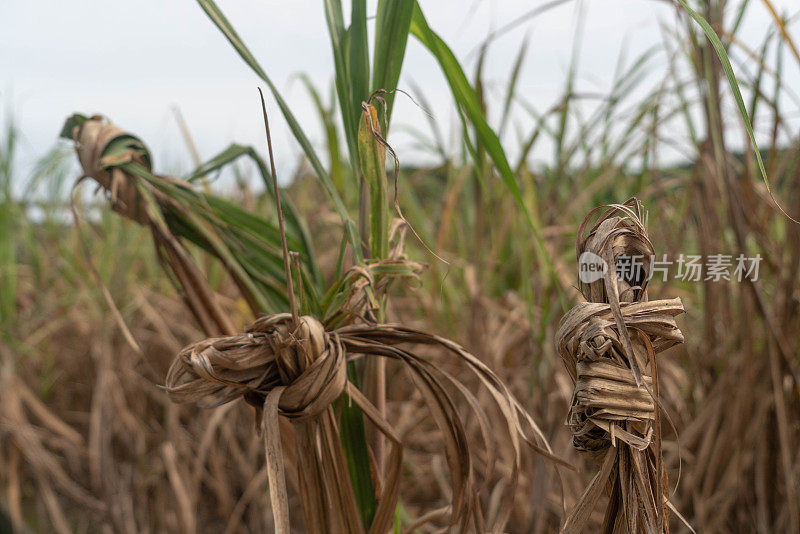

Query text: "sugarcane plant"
[57, 1, 779, 531]
[61, 80, 572, 533]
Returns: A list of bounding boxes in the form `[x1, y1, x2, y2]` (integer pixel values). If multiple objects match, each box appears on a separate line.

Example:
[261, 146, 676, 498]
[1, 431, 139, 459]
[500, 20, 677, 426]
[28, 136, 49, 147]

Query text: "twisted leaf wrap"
[166, 312, 566, 533]
[557, 198, 685, 533]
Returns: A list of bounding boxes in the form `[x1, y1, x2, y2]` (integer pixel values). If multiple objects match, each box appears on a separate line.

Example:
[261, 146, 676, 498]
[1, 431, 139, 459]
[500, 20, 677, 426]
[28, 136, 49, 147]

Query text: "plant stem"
[259, 88, 298, 324]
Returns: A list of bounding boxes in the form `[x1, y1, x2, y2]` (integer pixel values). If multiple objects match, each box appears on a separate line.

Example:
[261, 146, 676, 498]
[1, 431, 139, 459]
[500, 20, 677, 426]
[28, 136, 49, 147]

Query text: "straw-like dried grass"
[557, 199, 685, 533]
[164, 289, 565, 532]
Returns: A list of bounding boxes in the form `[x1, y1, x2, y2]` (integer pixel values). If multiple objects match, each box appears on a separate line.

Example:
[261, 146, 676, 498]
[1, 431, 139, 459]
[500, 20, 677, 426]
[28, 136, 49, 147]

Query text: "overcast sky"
[2, 0, 799, 190]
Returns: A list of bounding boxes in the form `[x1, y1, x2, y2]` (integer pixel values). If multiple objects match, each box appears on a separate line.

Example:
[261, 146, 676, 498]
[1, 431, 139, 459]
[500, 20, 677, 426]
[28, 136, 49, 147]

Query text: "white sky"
[2, 0, 799, 190]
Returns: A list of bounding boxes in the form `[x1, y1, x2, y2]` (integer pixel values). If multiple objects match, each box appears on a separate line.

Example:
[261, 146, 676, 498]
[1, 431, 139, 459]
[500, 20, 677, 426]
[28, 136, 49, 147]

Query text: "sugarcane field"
[2, 1, 800, 532]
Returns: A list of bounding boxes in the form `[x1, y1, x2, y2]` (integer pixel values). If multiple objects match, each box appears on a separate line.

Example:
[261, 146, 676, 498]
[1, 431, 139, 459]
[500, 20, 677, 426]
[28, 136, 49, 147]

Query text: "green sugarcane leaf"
[324, 0, 359, 171]
[59, 114, 89, 140]
[185, 143, 323, 290]
[349, 0, 370, 124]
[372, 0, 414, 128]
[195, 0, 363, 250]
[409, 4, 564, 303]
[675, 0, 797, 223]
[339, 366, 377, 530]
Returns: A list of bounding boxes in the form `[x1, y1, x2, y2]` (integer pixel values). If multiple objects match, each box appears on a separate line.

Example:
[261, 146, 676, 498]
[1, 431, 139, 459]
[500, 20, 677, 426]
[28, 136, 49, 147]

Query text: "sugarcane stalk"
[357, 97, 391, 476]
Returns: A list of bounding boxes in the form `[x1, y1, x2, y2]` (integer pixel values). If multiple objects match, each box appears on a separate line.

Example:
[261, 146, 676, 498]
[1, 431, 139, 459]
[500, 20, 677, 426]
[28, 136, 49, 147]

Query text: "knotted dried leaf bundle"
[65, 115, 321, 334]
[166, 310, 565, 533]
[556, 199, 685, 533]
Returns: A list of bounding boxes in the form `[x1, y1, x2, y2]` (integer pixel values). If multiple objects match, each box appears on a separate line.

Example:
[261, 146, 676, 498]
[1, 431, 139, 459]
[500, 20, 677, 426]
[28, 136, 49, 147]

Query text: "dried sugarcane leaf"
[65, 115, 321, 322]
[166, 306, 567, 533]
[561, 448, 616, 534]
[558, 198, 686, 532]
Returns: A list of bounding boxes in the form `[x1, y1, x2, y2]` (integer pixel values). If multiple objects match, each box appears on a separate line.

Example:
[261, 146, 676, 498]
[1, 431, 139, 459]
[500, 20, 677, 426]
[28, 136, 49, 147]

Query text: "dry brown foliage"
[557, 199, 685, 533]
